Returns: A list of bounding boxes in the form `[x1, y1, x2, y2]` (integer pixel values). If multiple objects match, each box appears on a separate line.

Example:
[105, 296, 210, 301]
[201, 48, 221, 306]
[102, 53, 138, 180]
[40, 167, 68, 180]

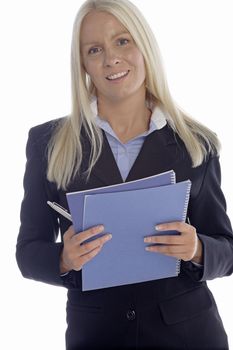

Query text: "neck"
[97, 91, 151, 142]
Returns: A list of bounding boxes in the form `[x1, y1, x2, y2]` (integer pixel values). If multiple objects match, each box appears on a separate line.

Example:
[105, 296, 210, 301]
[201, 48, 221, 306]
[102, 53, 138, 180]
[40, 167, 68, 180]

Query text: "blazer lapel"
[126, 125, 184, 182]
[86, 124, 185, 187]
[91, 131, 123, 186]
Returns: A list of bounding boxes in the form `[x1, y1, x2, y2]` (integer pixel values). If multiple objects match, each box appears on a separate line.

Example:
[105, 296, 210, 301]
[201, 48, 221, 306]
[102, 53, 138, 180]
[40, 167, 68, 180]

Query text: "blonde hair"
[47, 0, 220, 190]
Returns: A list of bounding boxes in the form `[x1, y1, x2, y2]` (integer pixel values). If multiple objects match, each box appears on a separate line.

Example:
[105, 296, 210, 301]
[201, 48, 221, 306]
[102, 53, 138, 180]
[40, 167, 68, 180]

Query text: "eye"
[88, 47, 102, 55]
[117, 38, 130, 46]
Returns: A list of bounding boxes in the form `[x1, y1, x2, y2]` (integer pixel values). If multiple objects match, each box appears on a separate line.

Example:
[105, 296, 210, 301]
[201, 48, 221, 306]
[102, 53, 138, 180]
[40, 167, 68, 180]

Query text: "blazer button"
[126, 310, 136, 321]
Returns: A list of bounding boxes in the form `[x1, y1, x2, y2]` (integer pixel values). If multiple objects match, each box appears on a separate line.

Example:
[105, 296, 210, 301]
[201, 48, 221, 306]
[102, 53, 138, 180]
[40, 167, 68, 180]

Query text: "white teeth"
[107, 71, 128, 80]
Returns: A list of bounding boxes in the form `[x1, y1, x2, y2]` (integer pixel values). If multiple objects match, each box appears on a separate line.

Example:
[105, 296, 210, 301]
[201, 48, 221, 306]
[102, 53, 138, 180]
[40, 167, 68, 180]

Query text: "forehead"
[80, 11, 129, 44]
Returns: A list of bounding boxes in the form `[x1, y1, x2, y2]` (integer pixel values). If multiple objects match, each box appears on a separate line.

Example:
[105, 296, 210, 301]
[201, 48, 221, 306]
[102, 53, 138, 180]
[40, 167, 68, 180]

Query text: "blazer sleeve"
[183, 155, 233, 281]
[16, 127, 68, 287]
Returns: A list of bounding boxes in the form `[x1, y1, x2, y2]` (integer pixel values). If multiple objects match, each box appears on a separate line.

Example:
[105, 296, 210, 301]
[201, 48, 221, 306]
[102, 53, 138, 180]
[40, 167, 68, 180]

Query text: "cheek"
[84, 61, 103, 84]
[138, 60, 146, 79]
[130, 50, 146, 78]
[84, 62, 94, 79]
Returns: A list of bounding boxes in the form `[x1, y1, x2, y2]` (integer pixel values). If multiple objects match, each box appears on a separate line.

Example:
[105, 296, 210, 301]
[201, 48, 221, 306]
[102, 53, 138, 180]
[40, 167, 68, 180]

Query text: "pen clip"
[52, 202, 68, 212]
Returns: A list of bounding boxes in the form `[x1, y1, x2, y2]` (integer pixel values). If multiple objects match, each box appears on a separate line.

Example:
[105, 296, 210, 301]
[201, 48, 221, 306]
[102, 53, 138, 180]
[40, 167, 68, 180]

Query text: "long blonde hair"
[47, 0, 220, 190]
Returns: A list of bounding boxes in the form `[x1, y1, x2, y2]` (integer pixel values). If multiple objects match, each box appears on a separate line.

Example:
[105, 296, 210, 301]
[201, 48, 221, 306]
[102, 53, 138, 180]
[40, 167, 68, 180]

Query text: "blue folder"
[82, 180, 191, 291]
[66, 170, 176, 234]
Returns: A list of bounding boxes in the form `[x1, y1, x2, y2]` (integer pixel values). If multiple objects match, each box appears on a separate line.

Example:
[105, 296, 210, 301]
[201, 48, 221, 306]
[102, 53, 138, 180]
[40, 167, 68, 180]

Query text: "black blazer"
[16, 119, 233, 349]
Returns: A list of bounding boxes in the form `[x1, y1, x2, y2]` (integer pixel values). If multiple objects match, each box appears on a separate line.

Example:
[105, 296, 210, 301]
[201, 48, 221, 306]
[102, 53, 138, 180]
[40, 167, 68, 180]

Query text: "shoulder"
[26, 117, 67, 163]
[167, 123, 219, 162]
[28, 117, 66, 145]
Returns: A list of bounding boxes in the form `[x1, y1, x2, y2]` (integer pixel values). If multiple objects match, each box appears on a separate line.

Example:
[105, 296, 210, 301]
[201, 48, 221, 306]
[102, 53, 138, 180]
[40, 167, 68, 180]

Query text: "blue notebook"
[66, 170, 176, 234]
[82, 180, 191, 291]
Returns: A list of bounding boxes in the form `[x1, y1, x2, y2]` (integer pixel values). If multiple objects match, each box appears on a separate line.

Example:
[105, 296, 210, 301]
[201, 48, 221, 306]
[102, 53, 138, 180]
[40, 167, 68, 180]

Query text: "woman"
[16, 0, 233, 349]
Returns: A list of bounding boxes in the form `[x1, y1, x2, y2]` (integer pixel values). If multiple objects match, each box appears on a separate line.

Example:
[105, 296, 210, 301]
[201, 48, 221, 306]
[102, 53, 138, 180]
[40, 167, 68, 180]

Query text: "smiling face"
[80, 11, 147, 103]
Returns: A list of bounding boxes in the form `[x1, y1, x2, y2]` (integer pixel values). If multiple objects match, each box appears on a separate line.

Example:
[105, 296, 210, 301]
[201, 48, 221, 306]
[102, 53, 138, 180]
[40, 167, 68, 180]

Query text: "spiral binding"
[176, 259, 181, 275]
[182, 180, 192, 222]
[176, 180, 192, 276]
[170, 170, 176, 184]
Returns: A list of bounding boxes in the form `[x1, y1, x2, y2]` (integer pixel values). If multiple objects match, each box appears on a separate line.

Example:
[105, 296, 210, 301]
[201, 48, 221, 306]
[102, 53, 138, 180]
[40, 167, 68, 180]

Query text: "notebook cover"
[82, 180, 191, 291]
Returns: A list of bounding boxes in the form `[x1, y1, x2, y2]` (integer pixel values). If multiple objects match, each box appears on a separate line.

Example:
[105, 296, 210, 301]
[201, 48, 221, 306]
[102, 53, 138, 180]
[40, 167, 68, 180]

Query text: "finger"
[74, 245, 103, 270]
[155, 221, 190, 232]
[63, 225, 76, 242]
[145, 244, 188, 255]
[79, 233, 112, 255]
[145, 244, 195, 261]
[73, 225, 105, 245]
[144, 235, 183, 245]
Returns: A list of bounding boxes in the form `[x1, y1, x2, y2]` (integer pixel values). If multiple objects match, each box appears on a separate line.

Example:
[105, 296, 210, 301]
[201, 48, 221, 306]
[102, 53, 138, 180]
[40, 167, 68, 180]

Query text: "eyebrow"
[81, 31, 130, 47]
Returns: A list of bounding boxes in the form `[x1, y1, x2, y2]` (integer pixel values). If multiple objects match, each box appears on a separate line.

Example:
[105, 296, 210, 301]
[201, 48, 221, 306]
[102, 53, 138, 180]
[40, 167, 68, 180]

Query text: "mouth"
[106, 70, 130, 82]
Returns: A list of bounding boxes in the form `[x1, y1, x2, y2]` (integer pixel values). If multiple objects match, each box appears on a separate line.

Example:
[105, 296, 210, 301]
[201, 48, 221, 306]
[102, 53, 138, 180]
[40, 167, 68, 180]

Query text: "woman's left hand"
[144, 222, 203, 264]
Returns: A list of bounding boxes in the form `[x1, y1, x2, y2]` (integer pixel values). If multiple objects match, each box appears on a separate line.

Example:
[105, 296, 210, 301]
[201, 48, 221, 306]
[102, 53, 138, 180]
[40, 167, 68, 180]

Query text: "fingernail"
[106, 234, 112, 240]
[155, 225, 162, 230]
[144, 237, 151, 243]
[98, 225, 104, 231]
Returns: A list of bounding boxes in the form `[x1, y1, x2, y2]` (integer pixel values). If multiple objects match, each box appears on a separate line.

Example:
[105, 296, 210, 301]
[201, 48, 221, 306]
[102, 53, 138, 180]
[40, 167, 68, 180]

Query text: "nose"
[103, 47, 121, 67]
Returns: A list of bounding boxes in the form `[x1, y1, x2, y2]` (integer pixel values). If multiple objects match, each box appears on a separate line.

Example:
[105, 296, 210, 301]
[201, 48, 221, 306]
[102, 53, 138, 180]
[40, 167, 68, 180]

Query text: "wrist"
[60, 251, 71, 274]
[191, 238, 203, 264]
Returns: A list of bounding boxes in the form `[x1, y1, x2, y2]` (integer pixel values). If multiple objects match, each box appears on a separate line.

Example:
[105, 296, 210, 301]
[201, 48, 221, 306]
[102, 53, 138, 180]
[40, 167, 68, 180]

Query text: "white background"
[0, 1, 232, 349]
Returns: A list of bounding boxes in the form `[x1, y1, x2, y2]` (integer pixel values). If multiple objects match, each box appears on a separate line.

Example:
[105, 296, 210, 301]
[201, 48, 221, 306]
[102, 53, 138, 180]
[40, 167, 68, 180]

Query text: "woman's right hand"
[60, 225, 112, 274]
